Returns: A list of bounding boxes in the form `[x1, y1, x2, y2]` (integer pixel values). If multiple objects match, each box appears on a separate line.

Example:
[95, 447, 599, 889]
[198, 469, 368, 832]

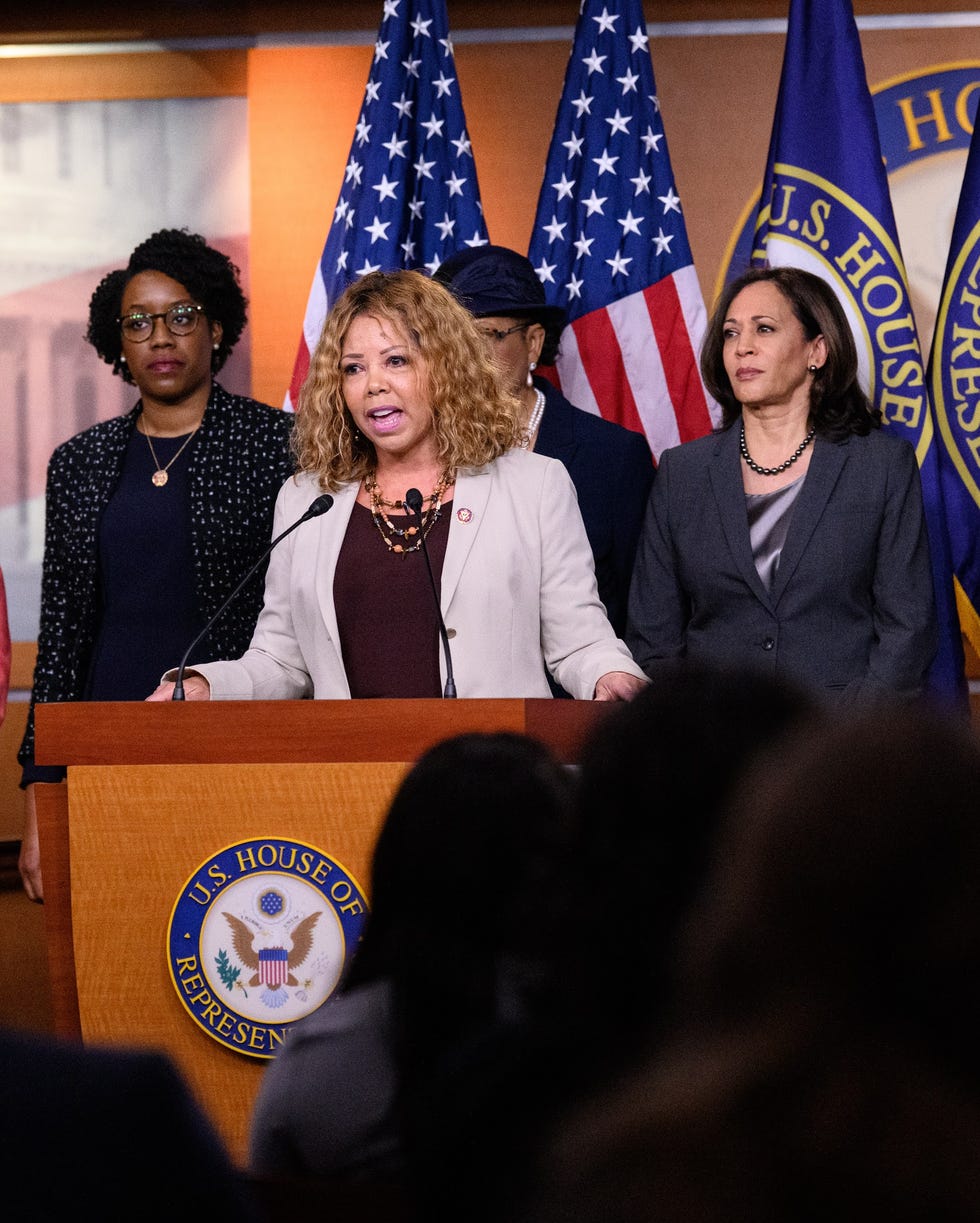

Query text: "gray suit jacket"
[192, 448, 643, 701]
[626, 423, 937, 703]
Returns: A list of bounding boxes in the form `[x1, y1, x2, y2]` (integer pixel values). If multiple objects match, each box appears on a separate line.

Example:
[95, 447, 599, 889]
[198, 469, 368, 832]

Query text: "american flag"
[527, 0, 718, 460]
[284, 0, 488, 411]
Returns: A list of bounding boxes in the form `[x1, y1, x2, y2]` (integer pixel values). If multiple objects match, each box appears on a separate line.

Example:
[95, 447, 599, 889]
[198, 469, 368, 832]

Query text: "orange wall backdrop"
[247, 39, 571, 407]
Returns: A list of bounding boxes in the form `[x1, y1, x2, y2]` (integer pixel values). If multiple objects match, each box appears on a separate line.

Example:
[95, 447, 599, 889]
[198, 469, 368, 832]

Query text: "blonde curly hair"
[294, 270, 525, 490]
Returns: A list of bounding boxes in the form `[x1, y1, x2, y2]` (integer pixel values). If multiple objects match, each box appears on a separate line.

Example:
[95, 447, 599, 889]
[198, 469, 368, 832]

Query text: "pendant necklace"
[141, 422, 200, 487]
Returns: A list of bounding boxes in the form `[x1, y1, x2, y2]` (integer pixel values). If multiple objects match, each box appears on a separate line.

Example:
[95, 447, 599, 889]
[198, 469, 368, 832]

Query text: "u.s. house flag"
[527, 0, 717, 461]
[751, 0, 966, 704]
[284, 0, 488, 412]
[928, 117, 980, 665]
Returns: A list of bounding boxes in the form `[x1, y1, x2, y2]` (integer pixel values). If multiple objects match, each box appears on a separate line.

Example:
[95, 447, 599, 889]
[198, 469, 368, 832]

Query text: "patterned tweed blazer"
[18, 383, 296, 775]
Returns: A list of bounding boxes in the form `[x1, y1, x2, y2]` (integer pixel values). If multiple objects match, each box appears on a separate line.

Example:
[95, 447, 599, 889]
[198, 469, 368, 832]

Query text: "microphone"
[172, 493, 334, 700]
[405, 487, 456, 698]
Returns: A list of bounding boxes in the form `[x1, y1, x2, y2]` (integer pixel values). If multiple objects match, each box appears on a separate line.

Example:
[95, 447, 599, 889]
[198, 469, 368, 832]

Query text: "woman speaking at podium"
[149, 270, 645, 705]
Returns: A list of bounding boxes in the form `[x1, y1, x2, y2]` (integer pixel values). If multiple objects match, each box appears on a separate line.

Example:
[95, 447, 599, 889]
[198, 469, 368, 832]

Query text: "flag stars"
[445, 171, 467, 196]
[618, 210, 644, 237]
[451, 132, 473, 158]
[344, 159, 364, 185]
[593, 7, 618, 34]
[573, 232, 595, 259]
[383, 0, 399, 18]
[628, 25, 650, 54]
[383, 134, 408, 160]
[566, 273, 584, 300]
[571, 90, 594, 118]
[616, 68, 640, 94]
[653, 228, 674, 254]
[393, 93, 414, 118]
[411, 15, 433, 37]
[365, 216, 391, 244]
[640, 125, 664, 154]
[356, 258, 383, 277]
[421, 115, 445, 140]
[374, 39, 390, 62]
[433, 73, 455, 97]
[582, 49, 607, 75]
[402, 56, 422, 77]
[435, 213, 456, 240]
[631, 167, 652, 195]
[583, 189, 608, 216]
[365, 80, 381, 103]
[372, 173, 399, 202]
[606, 251, 632, 277]
[593, 149, 619, 176]
[605, 109, 632, 136]
[543, 216, 567, 243]
[439, 36, 454, 56]
[552, 173, 576, 201]
[335, 198, 350, 224]
[563, 132, 585, 159]
[535, 259, 557, 284]
[413, 154, 436, 179]
[355, 118, 371, 146]
[408, 198, 425, 220]
[658, 186, 682, 214]
[464, 232, 489, 248]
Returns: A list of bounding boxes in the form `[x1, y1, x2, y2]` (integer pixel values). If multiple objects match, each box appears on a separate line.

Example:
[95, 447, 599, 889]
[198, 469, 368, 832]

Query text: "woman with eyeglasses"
[17, 228, 295, 901]
[434, 245, 654, 641]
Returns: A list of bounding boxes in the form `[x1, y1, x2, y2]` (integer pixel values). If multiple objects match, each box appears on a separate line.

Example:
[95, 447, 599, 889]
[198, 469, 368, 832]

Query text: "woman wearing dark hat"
[434, 245, 653, 639]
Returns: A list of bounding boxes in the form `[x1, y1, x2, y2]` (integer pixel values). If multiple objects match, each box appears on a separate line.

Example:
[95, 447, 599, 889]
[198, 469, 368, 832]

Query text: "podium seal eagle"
[167, 838, 369, 1059]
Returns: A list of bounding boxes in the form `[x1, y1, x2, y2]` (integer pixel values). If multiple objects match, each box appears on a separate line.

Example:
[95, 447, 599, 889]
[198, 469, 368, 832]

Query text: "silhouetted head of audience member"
[562, 659, 819, 1049]
[524, 700, 980, 1223]
[414, 663, 818, 1223]
[344, 731, 577, 1075]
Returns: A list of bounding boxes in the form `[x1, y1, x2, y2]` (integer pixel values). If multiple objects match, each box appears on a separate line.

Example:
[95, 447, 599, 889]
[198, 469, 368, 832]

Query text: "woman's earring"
[527, 361, 537, 388]
[808, 364, 819, 373]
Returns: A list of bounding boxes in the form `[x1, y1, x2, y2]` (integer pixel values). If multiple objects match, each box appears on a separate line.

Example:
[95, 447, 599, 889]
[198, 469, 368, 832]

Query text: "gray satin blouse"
[746, 473, 805, 591]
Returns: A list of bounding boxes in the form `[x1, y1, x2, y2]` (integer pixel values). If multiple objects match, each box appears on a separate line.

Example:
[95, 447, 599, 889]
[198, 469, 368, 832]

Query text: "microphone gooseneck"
[405, 487, 457, 699]
[171, 493, 334, 700]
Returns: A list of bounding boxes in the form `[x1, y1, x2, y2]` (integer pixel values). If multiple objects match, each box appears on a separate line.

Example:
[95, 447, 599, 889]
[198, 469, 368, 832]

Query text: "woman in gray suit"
[150, 270, 645, 704]
[626, 265, 936, 704]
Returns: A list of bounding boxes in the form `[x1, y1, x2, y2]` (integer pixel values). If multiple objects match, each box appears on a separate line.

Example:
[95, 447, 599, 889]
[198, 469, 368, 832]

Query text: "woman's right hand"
[146, 675, 212, 701]
[19, 784, 43, 903]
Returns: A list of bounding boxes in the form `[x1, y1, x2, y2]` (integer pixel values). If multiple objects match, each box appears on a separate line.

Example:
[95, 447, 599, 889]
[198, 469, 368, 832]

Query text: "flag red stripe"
[571, 309, 645, 435]
[642, 278, 713, 443]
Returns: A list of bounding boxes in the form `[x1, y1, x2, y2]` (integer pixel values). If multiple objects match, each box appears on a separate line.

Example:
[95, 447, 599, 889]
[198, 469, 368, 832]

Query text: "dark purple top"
[334, 499, 451, 698]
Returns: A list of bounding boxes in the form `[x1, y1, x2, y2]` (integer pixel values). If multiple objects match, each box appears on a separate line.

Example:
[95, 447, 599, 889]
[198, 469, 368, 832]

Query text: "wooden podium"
[34, 698, 605, 1164]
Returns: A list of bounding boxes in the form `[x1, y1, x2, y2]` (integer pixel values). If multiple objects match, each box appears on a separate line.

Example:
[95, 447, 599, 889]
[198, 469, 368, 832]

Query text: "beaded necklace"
[364, 468, 454, 555]
[740, 423, 816, 477]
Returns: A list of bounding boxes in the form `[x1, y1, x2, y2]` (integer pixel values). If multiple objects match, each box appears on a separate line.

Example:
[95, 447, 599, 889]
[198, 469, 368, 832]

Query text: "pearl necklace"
[740, 423, 816, 477]
[520, 389, 546, 450]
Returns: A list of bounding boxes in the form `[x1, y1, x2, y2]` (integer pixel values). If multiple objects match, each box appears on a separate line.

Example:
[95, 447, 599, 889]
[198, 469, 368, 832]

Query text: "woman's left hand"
[593, 671, 648, 701]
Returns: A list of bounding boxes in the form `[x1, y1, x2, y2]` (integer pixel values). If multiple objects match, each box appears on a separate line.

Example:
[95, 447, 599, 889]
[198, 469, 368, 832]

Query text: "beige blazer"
[191, 448, 644, 701]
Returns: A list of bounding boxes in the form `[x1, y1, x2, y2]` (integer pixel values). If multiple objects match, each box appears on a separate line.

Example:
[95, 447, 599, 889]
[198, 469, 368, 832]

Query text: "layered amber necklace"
[364, 468, 454, 555]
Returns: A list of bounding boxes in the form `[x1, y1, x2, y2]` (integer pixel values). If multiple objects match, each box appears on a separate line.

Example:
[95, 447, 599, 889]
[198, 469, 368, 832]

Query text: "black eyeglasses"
[477, 321, 532, 343]
[118, 304, 206, 342]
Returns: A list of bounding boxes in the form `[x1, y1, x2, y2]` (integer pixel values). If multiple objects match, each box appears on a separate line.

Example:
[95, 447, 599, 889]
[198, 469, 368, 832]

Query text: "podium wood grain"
[33, 699, 607, 1164]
